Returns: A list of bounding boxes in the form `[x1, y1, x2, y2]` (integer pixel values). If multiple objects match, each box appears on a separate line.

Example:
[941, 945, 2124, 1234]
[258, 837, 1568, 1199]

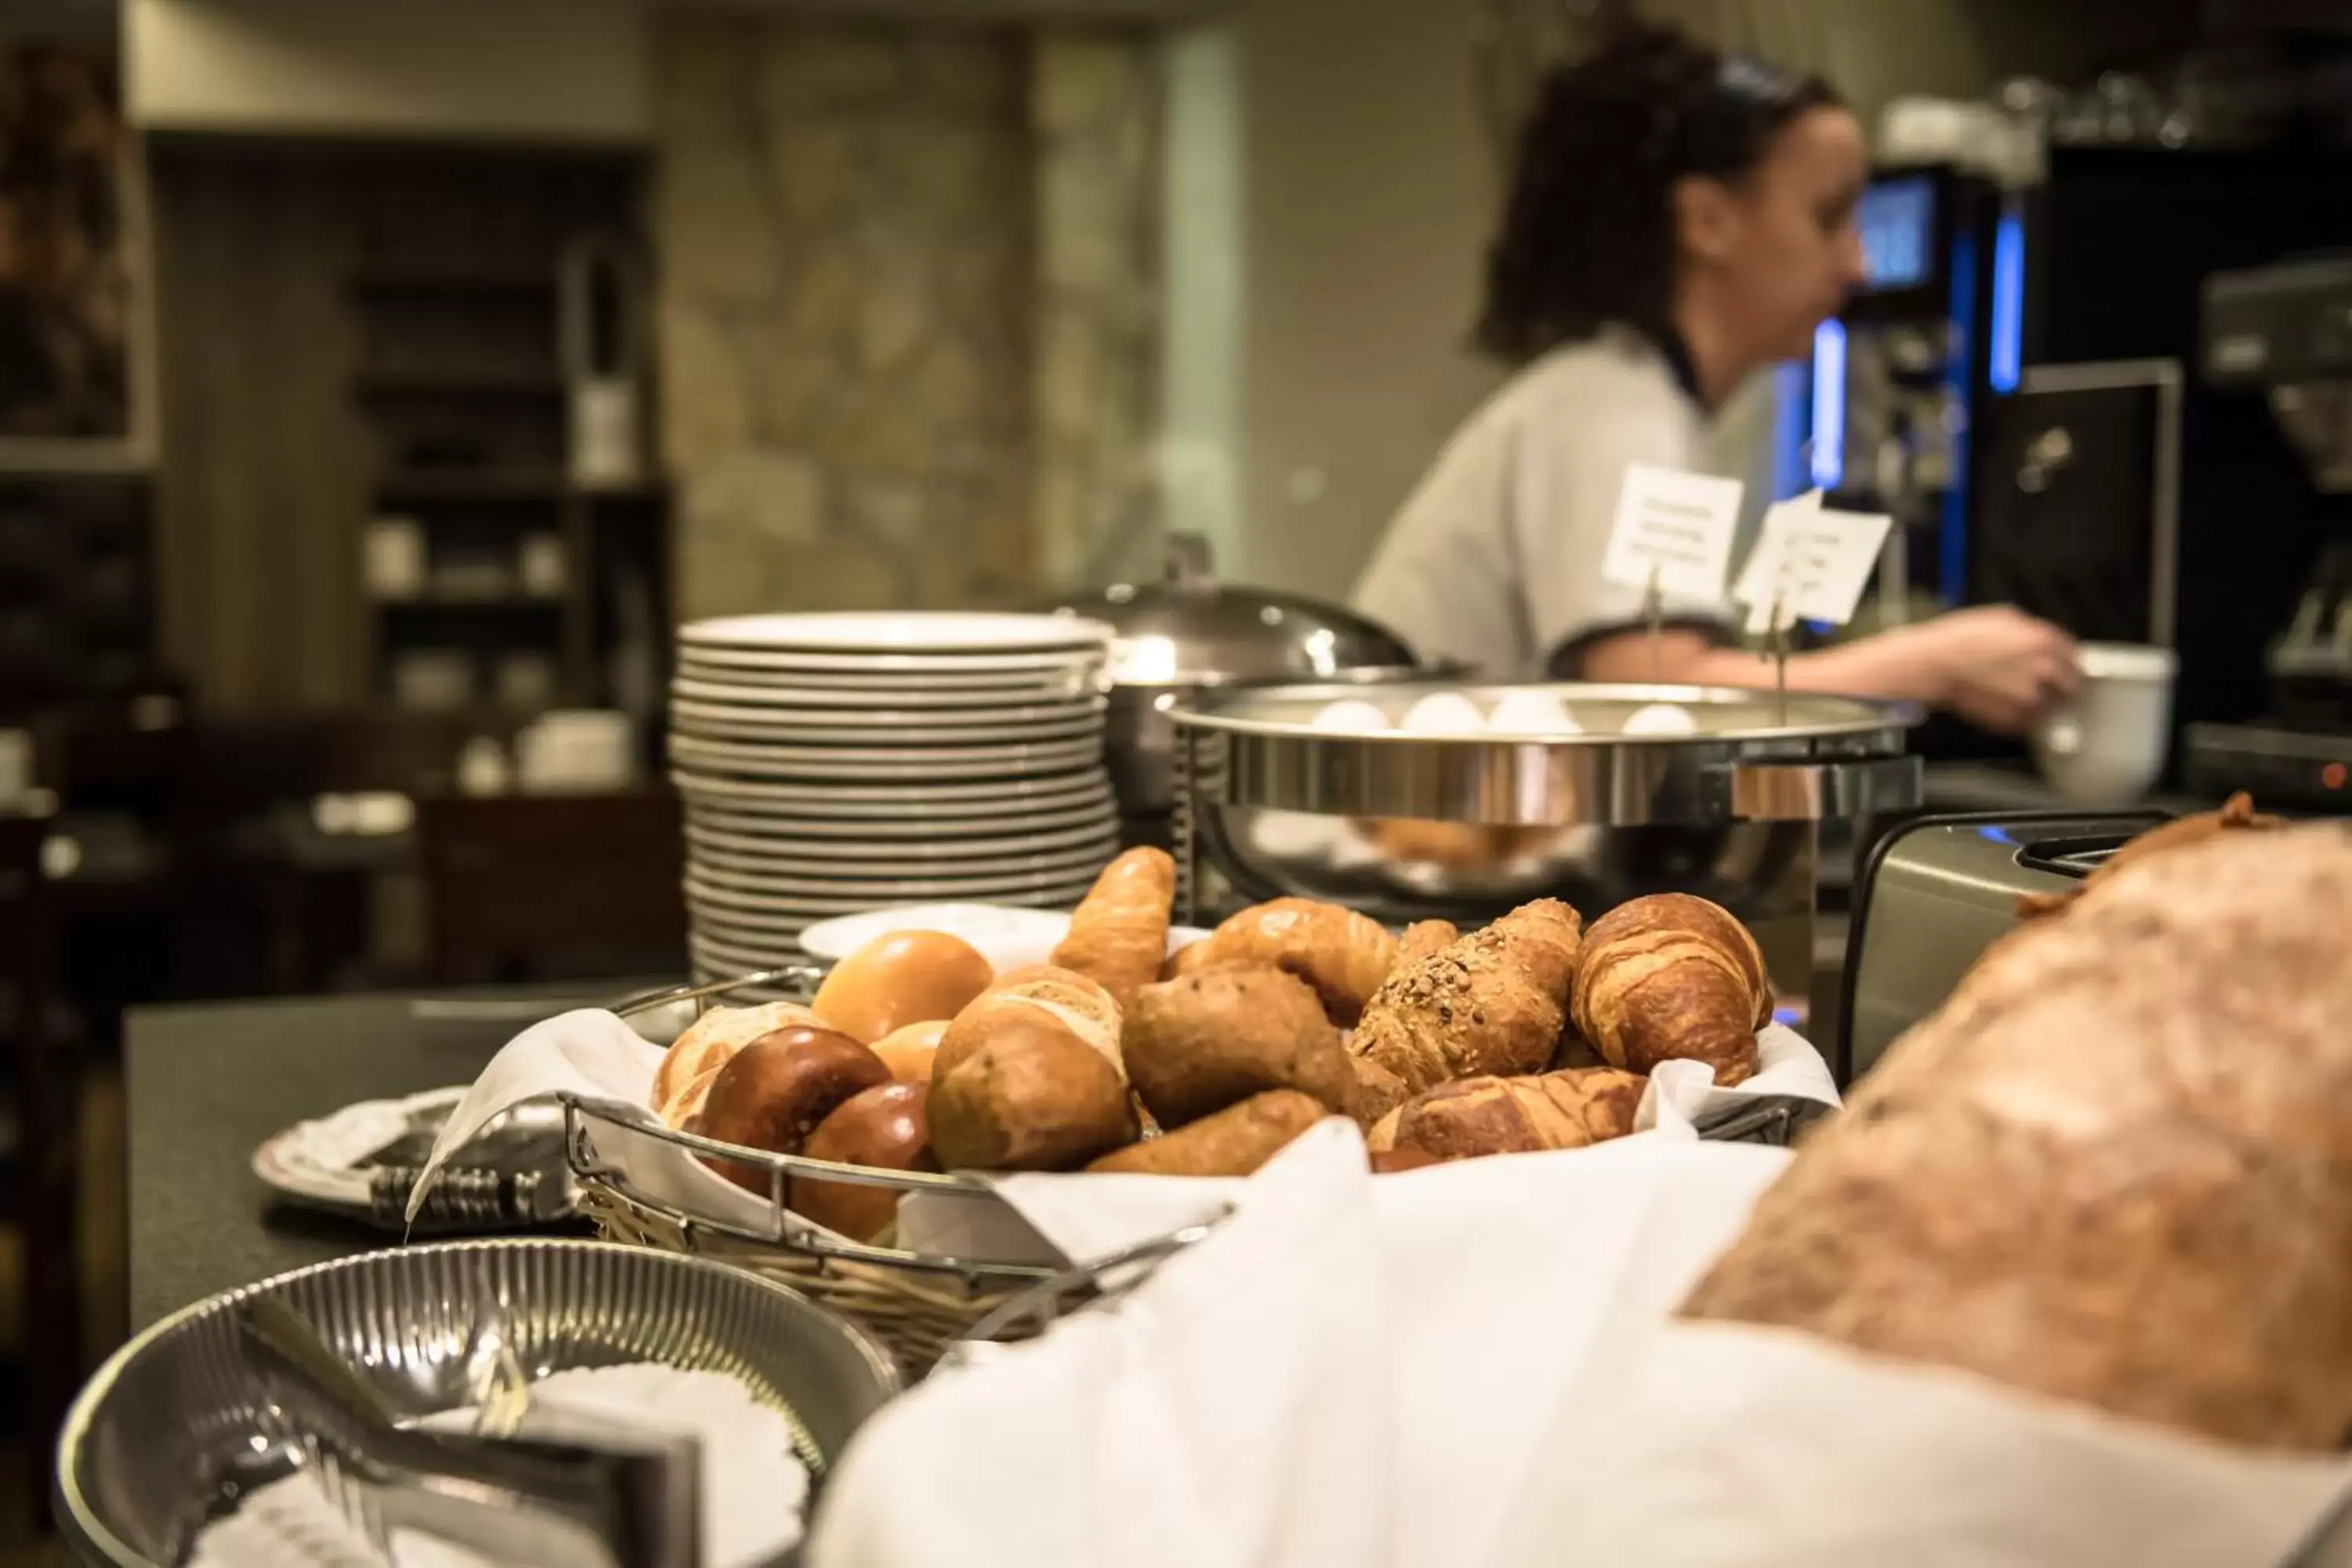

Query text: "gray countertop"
[124, 987, 623, 1331]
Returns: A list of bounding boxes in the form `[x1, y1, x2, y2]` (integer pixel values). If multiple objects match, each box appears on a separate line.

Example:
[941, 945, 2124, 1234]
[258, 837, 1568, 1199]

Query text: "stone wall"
[652, 15, 1163, 622]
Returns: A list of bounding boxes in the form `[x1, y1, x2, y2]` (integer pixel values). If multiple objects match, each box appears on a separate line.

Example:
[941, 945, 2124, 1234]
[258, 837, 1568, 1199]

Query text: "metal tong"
[236, 1297, 702, 1568]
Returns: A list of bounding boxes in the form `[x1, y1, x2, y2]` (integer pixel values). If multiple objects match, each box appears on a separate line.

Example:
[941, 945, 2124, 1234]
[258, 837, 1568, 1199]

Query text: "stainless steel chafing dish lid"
[1169, 681, 1924, 826]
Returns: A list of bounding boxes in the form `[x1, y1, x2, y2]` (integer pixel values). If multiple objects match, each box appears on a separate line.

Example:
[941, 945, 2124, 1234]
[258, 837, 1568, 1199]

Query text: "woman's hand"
[1873, 606, 2081, 735]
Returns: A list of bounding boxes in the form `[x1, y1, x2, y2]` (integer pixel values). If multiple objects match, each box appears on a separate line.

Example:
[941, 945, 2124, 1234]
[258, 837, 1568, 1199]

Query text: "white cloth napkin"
[188, 1364, 810, 1568]
[810, 1123, 2352, 1568]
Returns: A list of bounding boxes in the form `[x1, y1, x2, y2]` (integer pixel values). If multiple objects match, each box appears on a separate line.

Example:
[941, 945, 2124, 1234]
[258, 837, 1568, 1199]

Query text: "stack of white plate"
[670, 612, 1120, 978]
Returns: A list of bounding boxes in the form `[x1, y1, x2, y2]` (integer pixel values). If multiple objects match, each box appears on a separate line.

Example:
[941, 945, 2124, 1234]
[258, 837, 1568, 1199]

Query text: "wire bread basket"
[568, 969, 1835, 1376]
[568, 969, 1108, 1376]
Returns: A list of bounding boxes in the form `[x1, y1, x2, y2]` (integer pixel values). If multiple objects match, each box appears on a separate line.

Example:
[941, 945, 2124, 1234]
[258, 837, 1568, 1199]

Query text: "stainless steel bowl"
[1171, 681, 1923, 945]
[56, 1238, 901, 1567]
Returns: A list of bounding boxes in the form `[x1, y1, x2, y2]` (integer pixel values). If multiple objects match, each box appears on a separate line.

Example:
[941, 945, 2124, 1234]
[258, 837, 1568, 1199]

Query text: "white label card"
[1602, 464, 1745, 601]
[1733, 490, 1893, 634]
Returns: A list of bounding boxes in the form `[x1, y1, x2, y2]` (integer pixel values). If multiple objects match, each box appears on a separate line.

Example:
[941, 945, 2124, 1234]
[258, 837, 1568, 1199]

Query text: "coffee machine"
[2180, 255, 2352, 808]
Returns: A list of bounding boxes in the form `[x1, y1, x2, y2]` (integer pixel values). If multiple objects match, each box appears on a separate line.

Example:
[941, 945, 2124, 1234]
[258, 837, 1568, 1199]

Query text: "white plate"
[683, 815, 1120, 862]
[689, 885, 1098, 931]
[688, 862, 1107, 909]
[673, 673, 1103, 710]
[669, 733, 1104, 782]
[798, 904, 1212, 972]
[681, 800, 1119, 844]
[671, 766, 1112, 814]
[688, 839, 1116, 889]
[670, 702, 1106, 747]
[681, 611, 1112, 655]
[676, 656, 1100, 693]
[249, 1087, 470, 1210]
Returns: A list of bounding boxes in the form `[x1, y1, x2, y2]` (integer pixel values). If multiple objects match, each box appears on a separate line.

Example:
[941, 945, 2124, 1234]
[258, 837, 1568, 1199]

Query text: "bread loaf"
[793, 1081, 935, 1241]
[2016, 790, 2281, 919]
[935, 964, 1123, 1083]
[1051, 847, 1175, 1008]
[1085, 1089, 1325, 1178]
[1351, 898, 1582, 1098]
[1570, 893, 1768, 1086]
[1177, 898, 1399, 1025]
[696, 1025, 892, 1194]
[1682, 823, 2352, 1448]
[1123, 967, 1358, 1127]
[653, 1000, 825, 1126]
[1367, 1067, 1645, 1162]
[928, 1018, 1139, 1171]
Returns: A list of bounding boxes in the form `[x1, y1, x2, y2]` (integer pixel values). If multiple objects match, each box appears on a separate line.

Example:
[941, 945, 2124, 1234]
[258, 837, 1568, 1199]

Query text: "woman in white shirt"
[1354, 27, 2077, 734]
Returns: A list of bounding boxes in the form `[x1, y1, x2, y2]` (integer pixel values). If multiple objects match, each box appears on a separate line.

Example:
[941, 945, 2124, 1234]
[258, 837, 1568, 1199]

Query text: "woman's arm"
[1575, 606, 2080, 735]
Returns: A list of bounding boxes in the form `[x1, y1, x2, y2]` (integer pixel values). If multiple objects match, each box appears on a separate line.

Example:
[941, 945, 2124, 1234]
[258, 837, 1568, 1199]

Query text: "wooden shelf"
[373, 593, 565, 612]
[350, 264, 558, 296]
[376, 470, 667, 505]
[354, 368, 564, 400]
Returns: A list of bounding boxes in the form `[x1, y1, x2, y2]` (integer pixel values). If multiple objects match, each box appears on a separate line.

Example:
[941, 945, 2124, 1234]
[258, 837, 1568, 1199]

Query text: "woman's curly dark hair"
[1476, 25, 1842, 365]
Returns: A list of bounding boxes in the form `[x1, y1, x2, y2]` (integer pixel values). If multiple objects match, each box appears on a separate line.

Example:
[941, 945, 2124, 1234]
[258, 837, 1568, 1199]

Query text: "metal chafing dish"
[1045, 535, 1444, 839]
[1171, 681, 1924, 1000]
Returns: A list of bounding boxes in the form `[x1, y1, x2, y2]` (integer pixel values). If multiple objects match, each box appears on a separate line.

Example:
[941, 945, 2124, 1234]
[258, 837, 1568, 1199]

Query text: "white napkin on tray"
[810, 1121, 2352, 1568]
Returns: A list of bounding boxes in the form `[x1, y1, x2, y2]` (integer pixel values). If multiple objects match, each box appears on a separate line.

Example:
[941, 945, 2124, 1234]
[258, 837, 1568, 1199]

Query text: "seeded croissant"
[1349, 898, 1583, 1099]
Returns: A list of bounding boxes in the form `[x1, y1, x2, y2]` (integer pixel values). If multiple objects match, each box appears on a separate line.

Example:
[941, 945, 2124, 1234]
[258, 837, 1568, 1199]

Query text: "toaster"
[1838, 809, 2168, 1083]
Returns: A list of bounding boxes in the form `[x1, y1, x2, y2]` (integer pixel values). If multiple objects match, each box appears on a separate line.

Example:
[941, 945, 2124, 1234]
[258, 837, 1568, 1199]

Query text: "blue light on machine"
[1988, 210, 2024, 394]
[1809, 318, 1846, 491]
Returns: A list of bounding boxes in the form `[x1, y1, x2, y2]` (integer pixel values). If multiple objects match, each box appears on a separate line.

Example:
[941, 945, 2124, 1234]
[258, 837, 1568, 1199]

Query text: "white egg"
[1621, 702, 1700, 736]
[1399, 691, 1489, 735]
[1484, 689, 1583, 737]
[1310, 699, 1392, 733]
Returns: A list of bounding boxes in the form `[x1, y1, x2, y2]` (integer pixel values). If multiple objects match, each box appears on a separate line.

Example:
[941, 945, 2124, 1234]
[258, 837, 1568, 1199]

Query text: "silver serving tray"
[56, 1238, 900, 1568]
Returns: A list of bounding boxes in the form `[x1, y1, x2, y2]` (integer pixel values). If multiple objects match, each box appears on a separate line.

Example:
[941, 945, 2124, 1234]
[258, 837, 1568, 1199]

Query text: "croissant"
[1051, 847, 1175, 1009]
[1570, 893, 1768, 1087]
[1176, 898, 1398, 1025]
[1350, 898, 1582, 1098]
[1366, 1066, 1646, 1162]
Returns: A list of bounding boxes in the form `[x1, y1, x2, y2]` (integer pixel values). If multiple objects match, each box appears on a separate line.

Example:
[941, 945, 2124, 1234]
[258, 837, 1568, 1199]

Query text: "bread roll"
[1370, 1146, 1444, 1175]
[1570, 893, 1767, 1087]
[793, 1082, 935, 1241]
[1352, 898, 1582, 1098]
[1371, 1067, 1645, 1163]
[869, 1019, 947, 1084]
[810, 929, 994, 1044]
[1682, 823, 2352, 1448]
[929, 1018, 1138, 1171]
[935, 964, 1123, 1082]
[653, 1000, 825, 1125]
[697, 1026, 891, 1194]
[1178, 898, 1399, 1025]
[1051, 847, 1175, 1008]
[1123, 967, 1358, 1127]
[1085, 1089, 1325, 1177]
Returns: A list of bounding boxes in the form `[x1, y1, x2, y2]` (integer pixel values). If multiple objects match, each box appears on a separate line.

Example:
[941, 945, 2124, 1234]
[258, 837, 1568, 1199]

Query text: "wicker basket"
[571, 970, 1127, 1377]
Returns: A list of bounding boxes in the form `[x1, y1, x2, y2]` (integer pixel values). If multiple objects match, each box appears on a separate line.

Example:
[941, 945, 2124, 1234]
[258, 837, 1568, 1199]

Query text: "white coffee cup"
[2032, 642, 2177, 804]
